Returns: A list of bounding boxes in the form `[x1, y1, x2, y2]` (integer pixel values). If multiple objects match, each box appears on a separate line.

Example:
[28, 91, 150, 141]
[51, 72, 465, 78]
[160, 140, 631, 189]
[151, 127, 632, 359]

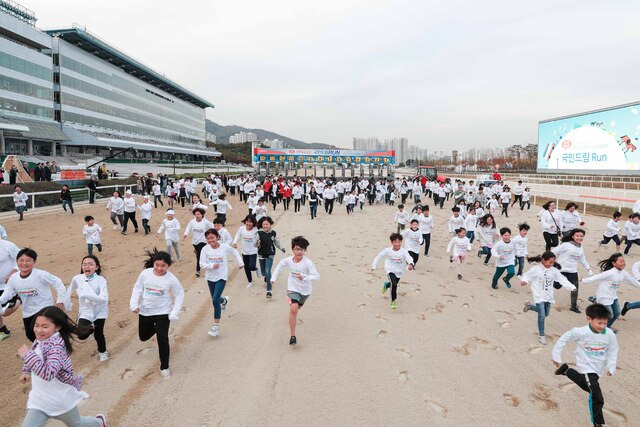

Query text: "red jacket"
[264, 180, 272, 193]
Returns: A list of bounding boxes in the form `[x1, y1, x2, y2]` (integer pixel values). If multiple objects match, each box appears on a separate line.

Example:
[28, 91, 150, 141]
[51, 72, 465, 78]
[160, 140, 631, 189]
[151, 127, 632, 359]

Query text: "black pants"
[89, 190, 96, 204]
[283, 198, 290, 210]
[520, 200, 530, 210]
[511, 194, 522, 207]
[601, 235, 621, 246]
[561, 272, 580, 309]
[194, 242, 206, 272]
[387, 272, 400, 302]
[154, 195, 163, 207]
[624, 238, 640, 254]
[401, 193, 408, 204]
[408, 251, 419, 267]
[78, 318, 107, 353]
[294, 199, 301, 212]
[123, 211, 139, 232]
[139, 314, 170, 370]
[216, 213, 226, 226]
[566, 368, 604, 425]
[501, 202, 509, 217]
[242, 254, 257, 282]
[325, 198, 334, 214]
[179, 197, 187, 208]
[271, 196, 278, 210]
[23, 314, 37, 342]
[142, 218, 150, 234]
[422, 233, 431, 255]
[543, 232, 559, 251]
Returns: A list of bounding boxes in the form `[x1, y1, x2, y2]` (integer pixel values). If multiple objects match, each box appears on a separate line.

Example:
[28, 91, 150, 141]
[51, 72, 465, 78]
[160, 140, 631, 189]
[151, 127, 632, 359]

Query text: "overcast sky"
[28, 0, 640, 150]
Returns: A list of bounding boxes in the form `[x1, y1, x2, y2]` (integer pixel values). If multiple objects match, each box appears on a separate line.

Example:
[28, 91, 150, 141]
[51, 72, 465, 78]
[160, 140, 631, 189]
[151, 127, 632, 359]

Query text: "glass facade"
[0, 74, 53, 100]
[0, 96, 53, 118]
[0, 50, 52, 81]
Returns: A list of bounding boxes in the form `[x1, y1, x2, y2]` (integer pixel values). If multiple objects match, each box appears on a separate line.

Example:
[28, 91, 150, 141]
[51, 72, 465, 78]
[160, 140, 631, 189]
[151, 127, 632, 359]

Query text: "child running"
[157, 210, 181, 262]
[448, 207, 465, 237]
[552, 229, 592, 314]
[0, 248, 66, 341]
[395, 205, 409, 233]
[83, 216, 102, 256]
[0, 238, 19, 340]
[137, 195, 153, 235]
[521, 252, 576, 344]
[371, 233, 415, 310]
[130, 249, 184, 379]
[232, 215, 259, 288]
[512, 223, 530, 278]
[199, 229, 244, 338]
[256, 216, 286, 298]
[402, 219, 423, 268]
[183, 207, 214, 277]
[65, 255, 109, 361]
[213, 218, 233, 245]
[447, 227, 472, 280]
[599, 211, 622, 252]
[17, 306, 106, 426]
[552, 303, 618, 427]
[477, 214, 498, 266]
[271, 236, 320, 345]
[490, 227, 516, 289]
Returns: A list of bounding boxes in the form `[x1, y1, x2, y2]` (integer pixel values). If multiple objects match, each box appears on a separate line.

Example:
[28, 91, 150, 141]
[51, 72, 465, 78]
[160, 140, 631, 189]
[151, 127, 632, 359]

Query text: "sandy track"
[1, 194, 639, 426]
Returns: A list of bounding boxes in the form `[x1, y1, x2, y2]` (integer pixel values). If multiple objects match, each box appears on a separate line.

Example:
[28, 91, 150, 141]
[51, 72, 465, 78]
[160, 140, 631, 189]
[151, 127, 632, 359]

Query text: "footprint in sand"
[358, 303, 367, 309]
[499, 322, 510, 329]
[528, 384, 558, 410]
[117, 320, 130, 328]
[414, 288, 422, 293]
[558, 382, 575, 392]
[461, 303, 470, 309]
[527, 347, 543, 354]
[503, 393, 520, 407]
[366, 279, 375, 284]
[377, 330, 387, 337]
[398, 291, 407, 297]
[603, 408, 628, 423]
[361, 292, 371, 298]
[397, 370, 409, 383]
[424, 398, 448, 419]
[454, 337, 504, 356]
[136, 347, 152, 355]
[375, 315, 389, 321]
[466, 319, 477, 325]
[427, 303, 445, 314]
[495, 310, 516, 320]
[120, 368, 134, 379]
[442, 294, 458, 298]
[395, 348, 411, 358]
[417, 313, 426, 320]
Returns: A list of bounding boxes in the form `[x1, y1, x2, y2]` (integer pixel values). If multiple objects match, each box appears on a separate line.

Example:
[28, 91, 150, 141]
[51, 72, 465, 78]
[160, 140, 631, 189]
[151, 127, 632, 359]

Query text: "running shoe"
[523, 300, 531, 312]
[381, 281, 390, 294]
[221, 296, 229, 313]
[289, 335, 297, 345]
[0, 331, 11, 341]
[569, 307, 581, 314]
[96, 414, 107, 427]
[621, 302, 630, 316]
[160, 369, 171, 379]
[457, 273, 462, 280]
[266, 292, 272, 298]
[554, 363, 569, 376]
[477, 250, 482, 258]
[588, 296, 597, 304]
[538, 336, 547, 345]
[113, 225, 118, 230]
[483, 262, 489, 267]
[390, 301, 398, 310]
[98, 352, 109, 362]
[503, 277, 512, 289]
[195, 271, 200, 277]
[246, 282, 253, 288]
[208, 325, 220, 337]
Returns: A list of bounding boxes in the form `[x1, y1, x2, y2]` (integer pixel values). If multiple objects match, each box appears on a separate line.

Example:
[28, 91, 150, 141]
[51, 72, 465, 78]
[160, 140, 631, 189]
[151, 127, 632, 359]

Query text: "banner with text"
[253, 148, 396, 165]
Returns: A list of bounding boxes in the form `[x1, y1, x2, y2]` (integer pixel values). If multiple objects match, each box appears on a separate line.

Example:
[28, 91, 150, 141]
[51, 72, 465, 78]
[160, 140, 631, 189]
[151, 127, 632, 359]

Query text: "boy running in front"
[372, 233, 415, 310]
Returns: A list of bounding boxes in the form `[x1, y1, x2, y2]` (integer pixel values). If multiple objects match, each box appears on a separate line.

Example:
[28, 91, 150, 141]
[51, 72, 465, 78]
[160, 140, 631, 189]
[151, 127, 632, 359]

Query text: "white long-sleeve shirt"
[233, 227, 258, 255]
[107, 197, 124, 215]
[521, 265, 575, 304]
[582, 268, 640, 305]
[552, 325, 618, 375]
[0, 239, 19, 286]
[395, 211, 409, 225]
[210, 199, 232, 214]
[417, 214, 433, 234]
[465, 214, 477, 232]
[401, 229, 423, 253]
[561, 210, 582, 232]
[552, 242, 590, 274]
[137, 202, 153, 220]
[624, 220, 640, 240]
[447, 236, 472, 257]
[372, 247, 414, 278]
[13, 192, 28, 207]
[158, 218, 181, 242]
[0, 269, 66, 317]
[491, 240, 516, 267]
[272, 256, 320, 295]
[184, 218, 214, 245]
[603, 219, 621, 238]
[478, 226, 497, 248]
[123, 197, 136, 213]
[540, 209, 563, 234]
[199, 243, 244, 282]
[129, 268, 184, 317]
[65, 273, 108, 321]
[83, 224, 102, 244]
[511, 234, 528, 257]
[217, 227, 233, 245]
[448, 215, 465, 233]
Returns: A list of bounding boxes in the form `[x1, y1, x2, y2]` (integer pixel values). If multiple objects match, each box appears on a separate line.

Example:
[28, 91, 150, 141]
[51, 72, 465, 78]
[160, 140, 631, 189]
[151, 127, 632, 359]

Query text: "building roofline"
[45, 26, 215, 110]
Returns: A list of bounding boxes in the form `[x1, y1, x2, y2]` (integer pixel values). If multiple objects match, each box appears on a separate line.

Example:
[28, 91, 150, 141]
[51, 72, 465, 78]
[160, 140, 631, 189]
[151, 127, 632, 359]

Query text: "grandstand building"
[0, 1, 218, 162]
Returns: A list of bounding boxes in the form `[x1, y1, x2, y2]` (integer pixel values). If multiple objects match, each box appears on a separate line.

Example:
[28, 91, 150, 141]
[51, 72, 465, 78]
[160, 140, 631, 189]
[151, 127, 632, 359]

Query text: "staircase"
[2, 155, 33, 183]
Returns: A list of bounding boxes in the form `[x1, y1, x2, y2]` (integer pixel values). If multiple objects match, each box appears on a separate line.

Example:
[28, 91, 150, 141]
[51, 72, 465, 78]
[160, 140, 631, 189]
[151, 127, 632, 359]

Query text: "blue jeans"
[628, 301, 640, 310]
[259, 256, 274, 291]
[605, 299, 620, 327]
[529, 301, 551, 336]
[310, 204, 318, 219]
[492, 265, 515, 288]
[87, 243, 102, 255]
[515, 256, 525, 276]
[207, 279, 227, 320]
[466, 230, 475, 244]
[61, 200, 74, 213]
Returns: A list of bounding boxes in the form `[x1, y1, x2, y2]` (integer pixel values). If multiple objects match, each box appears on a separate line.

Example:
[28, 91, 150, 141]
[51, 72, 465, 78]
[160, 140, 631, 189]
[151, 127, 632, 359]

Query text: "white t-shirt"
[211, 199, 232, 214]
[272, 256, 320, 295]
[199, 243, 244, 282]
[66, 273, 109, 321]
[0, 269, 66, 317]
[123, 197, 136, 213]
[603, 219, 620, 238]
[491, 240, 516, 267]
[372, 247, 414, 278]
[83, 224, 102, 244]
[401, 228, 423, 253]
[107, 197, 124, 214]
[511, 234, 528, 257]
[552, 325, 618, 375]
[233, 227, 258, 255]
[552, 242, 590, 274]
[158, 218, 181, 242]
[447, 236, 472, 257]
[582, 268, 640, 306]
[522, 265, 575, 304]
[13, 192, 28, 207]
[0, 239, 19, 287]
[184, 219, 214, 245]
[217, 228, 233, 245]
[448, 215, 465, 233]
[138, 202, 153, 220]
[395, 211, 409, 225]
[129, 268, 184, 317]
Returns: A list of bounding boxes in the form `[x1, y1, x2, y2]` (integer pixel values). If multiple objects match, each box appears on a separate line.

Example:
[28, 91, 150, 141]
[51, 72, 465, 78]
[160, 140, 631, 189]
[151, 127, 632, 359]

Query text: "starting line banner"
[253, 148, 396, 165]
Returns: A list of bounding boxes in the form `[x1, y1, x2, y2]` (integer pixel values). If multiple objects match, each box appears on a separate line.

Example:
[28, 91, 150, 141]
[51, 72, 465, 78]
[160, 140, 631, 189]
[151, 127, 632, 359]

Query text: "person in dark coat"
[87, 176, 98, 204]
[9, 165, 17, 185]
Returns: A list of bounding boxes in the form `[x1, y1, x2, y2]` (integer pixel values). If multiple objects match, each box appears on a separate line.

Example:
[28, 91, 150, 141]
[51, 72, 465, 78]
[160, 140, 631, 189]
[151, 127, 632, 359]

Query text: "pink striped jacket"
[21, 333, 84, 391]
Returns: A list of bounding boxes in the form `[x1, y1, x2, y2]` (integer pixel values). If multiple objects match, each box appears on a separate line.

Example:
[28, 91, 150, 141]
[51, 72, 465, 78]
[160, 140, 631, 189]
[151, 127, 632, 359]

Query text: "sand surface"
[0, 193, 639, 426]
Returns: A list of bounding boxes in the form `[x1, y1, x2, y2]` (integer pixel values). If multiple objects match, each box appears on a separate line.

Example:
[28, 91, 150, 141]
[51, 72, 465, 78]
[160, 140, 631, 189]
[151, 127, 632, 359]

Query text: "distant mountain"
[205, 119, 334, 149]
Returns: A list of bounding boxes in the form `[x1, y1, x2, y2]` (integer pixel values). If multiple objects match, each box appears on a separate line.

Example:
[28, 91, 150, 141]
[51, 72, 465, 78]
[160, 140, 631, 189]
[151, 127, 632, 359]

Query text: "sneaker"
[121, 231, 126, 235]
[0, 330, 11, 341]
[503, 278, 511, 289]
[221, 296, 229, 313]
[621, 301, 630, 316]
[256, 269, 262, 278]
[483, 262, 489, 267]
[246, 282, 253, 288]
[96, 414, 107, 427]
[381, 281, 390, 294]
[208, 325, 220, 337]
[569, 306, 581, 314]
[457, 273, 462, 280]
[538, 336, 547, 345]
[266, 291, 272, 298]
[491, 284, 497, 289]
[612, 328, 619, 334]
[113, 224, 118, 230]
[195, 271, 200, 277]
[477, 250, 482, 258]
[98, 352, 109, 362]
[289, 335, 297, 345]
[134, 229, 139, 233]
[554, 363, 569, 376]
[588, 296, 597, 304]
[523, 300, 531, 312]
[160, 369, 171, 379]
[390, 301, 398, 310]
